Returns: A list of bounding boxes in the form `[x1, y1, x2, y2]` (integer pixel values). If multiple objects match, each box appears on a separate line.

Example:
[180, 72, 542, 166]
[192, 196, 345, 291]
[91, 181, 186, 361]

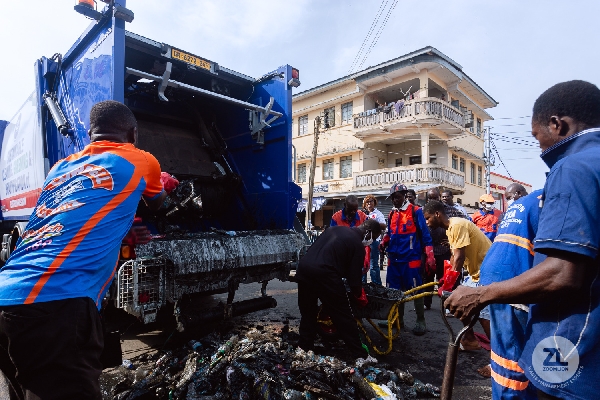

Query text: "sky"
[1, 0, 598, 190]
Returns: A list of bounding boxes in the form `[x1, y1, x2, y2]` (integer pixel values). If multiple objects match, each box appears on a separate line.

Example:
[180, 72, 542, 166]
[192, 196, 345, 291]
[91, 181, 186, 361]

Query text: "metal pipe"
[43, 94, 70, 136]
[440, 292, 480, 400]
[292, 144, 297, 182]
[126, 67, 282, 117]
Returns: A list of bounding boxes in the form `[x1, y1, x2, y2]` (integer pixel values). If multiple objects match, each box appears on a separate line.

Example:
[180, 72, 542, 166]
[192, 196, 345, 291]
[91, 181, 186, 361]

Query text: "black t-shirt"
[296, 226, 365, 294]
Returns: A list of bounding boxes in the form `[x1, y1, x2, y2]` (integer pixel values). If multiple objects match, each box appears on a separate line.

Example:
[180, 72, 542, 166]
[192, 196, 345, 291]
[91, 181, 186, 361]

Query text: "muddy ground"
[105, 276, 492, 399]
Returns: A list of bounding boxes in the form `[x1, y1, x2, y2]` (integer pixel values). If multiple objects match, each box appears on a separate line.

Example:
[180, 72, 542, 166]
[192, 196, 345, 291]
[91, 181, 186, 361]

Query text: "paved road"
[109, 276, 492, 399]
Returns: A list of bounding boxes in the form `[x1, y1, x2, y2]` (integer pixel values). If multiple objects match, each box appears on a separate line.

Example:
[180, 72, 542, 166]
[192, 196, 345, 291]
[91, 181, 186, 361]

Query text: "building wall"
[291, 50, 497, 212]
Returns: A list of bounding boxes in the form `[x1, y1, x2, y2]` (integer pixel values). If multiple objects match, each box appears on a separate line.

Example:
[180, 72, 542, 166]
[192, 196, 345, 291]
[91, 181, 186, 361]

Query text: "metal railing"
[354, 165, 465, 190]
[354, 98, 465, 130]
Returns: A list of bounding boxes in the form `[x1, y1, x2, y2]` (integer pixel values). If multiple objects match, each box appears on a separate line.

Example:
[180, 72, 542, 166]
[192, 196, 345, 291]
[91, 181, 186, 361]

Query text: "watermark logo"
[532, 336, 579, 384]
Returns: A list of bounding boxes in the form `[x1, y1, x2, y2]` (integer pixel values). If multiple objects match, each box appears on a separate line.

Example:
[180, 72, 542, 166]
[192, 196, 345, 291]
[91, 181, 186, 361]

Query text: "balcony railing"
[354, 97, 465, 130]
[354, 164, 465, 190]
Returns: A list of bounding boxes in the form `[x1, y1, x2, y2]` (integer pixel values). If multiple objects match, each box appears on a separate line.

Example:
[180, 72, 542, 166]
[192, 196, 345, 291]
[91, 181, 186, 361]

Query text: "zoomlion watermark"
[530, 335, 582, 388]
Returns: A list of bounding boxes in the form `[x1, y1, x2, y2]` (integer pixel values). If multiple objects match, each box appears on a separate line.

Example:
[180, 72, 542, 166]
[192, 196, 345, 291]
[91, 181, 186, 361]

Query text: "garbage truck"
[0, 0, 305, 330]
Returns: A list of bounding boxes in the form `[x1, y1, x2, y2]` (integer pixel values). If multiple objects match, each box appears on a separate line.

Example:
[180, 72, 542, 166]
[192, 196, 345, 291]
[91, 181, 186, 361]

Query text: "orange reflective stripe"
[494, 234, 535, 256]
[490, 369, 529, 391]
[491, 350, 524, 373]
[24, 168, 143, 304]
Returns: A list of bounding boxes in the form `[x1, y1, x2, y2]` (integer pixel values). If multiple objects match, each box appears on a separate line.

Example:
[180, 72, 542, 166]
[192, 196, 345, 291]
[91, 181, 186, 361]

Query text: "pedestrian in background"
[472, 194, 502, 241]
[331, 195, 367, 228]
[362, 195, 386, 286]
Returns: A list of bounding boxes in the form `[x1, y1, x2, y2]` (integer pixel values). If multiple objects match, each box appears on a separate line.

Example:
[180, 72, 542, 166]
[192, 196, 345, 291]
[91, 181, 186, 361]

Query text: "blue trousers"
[386, 258, 422, 291]
[363, 240, 382, 285]
[489, 303, 537, 400]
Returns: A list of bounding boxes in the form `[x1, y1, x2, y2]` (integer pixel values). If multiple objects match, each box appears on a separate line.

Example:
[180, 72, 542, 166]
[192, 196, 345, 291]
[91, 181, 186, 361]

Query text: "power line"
[490, 136, 513, 179]
[348, 0, 388, 73]
[356, 0, 399, 71]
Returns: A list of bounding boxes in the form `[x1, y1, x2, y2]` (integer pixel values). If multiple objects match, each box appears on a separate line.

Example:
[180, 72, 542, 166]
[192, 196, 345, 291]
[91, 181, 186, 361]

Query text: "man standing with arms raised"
[445, 80, 600, 399]
[0, 101, 176, 398]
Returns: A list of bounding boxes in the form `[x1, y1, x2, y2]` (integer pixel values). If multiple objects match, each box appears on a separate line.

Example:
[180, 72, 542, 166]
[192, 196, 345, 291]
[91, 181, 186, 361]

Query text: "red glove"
[160, 172, 179, 194]
[355, 287, 368, 308]
[438, 260, 460, 297]
[380, 234, 390, 252]
[123, 218, 152, 246]
[425, 245, 436, 275]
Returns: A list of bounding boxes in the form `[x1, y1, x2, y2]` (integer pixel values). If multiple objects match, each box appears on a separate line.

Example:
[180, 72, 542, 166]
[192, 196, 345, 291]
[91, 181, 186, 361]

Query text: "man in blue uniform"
[479, 187, 542, 399]
[445, 80, 600, 400]
[380, 183, 435, 335]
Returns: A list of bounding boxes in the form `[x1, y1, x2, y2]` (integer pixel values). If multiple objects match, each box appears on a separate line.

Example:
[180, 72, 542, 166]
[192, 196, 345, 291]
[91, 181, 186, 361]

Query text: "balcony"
[353, 164, 465, 192]
[353, 97, 466, 138]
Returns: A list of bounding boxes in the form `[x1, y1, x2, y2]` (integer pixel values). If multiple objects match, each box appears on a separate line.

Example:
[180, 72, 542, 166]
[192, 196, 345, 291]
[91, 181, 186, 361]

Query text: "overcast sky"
[1, 0, 598, 189]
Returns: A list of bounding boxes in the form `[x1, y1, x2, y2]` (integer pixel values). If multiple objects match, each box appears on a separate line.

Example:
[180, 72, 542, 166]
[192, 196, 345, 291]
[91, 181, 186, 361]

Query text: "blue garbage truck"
[0, 0, 305, 329]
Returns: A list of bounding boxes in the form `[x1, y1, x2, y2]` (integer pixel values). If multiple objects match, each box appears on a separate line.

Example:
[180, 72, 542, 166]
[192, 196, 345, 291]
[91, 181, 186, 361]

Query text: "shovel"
[440, 291, 480, 400]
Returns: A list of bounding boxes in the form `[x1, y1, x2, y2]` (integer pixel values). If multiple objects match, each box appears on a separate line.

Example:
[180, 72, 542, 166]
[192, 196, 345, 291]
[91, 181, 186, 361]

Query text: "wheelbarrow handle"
[440, 291, 480, 400]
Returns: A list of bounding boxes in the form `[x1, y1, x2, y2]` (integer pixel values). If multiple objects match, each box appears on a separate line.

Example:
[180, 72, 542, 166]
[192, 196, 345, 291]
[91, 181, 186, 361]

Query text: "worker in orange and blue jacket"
[380, 183, 435, 335]
[472, 193, 502, 241]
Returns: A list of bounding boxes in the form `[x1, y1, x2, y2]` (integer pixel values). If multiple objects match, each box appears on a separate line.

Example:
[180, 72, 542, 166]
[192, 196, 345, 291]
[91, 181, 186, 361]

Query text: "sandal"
[477, 364, 492, 378]
[459, 340, 481, 352]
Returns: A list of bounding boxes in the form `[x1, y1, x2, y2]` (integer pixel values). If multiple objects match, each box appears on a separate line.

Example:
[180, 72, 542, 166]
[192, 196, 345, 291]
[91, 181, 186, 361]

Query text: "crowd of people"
[298, 80, 600, 400]
[0, 78, 598, 400]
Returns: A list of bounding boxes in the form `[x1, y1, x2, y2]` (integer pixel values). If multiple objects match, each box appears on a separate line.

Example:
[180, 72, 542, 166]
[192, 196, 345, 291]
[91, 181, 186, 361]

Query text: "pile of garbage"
[363, 283, 405, 301]
[102, 327, 440, 400]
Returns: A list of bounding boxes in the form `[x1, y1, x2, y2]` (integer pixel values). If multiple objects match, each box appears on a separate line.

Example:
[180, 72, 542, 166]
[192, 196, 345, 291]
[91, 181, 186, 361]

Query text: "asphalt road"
[107, 274, 492, 399]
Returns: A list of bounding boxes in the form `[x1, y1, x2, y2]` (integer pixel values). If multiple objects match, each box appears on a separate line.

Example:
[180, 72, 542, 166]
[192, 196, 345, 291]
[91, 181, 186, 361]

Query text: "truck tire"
[0, 222, 28, 266]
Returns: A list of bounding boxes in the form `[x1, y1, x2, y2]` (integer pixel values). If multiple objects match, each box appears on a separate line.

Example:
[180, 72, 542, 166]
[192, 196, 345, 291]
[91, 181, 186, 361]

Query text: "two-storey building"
[293, 47, 498, 227]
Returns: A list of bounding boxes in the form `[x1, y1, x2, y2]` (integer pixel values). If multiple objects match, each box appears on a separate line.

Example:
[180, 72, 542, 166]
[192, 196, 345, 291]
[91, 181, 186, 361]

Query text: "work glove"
[438, 260, 460, 297]
[122, 217, 152, 246]
[160, 172, 179, 194]
[379, 234, 390, 252]
[425, 246, 436, 275]
[354, 287, 368, 308]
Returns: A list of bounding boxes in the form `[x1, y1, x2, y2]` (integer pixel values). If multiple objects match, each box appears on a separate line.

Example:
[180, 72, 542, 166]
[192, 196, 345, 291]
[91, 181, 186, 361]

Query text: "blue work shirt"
[480, 190, 543, 399]
[519, 128, 600, 399]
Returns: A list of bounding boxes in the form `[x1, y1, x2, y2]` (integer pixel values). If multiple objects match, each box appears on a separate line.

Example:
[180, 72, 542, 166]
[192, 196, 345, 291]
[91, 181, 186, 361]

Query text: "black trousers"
[0, 297, 103, 400]
[424, 252, 451, 308]
[297, 279, 367, 358]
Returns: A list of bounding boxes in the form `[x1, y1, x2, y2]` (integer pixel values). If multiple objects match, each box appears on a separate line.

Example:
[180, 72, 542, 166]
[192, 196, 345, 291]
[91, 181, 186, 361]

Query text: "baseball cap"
[387, 183, 408, 199]
[479, 194, 495, 203]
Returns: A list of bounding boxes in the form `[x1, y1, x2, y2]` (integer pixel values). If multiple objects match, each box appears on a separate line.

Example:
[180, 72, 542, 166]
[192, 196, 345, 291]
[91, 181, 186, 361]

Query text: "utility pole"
[484, 127, 492, 194]
[305, 116, 321, 231]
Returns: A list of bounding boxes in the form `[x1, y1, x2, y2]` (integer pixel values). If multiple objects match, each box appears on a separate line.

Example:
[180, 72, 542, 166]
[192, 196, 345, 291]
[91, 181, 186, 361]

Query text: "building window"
[459, 158, 465, 173]
[298, 115, 308, 136]
[477, 165, 482, 186]
[429, 154, 437, 164]
[476, 118, 482, 137]
[341, 102, 353, 124]
[340, 156, 352, 178]
[324, 106, 335, 128]
[323, 158, 334, 180]
[395, 158, 403, 167]
[409, 156, 422, 165]
[470, 163, 476, 184]
[297, 164, 306, 183]
[452, 154, 458, 169]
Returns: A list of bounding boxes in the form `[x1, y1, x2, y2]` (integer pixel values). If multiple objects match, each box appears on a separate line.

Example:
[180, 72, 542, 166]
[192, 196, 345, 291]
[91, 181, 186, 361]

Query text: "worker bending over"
[296, 219, 382, 359]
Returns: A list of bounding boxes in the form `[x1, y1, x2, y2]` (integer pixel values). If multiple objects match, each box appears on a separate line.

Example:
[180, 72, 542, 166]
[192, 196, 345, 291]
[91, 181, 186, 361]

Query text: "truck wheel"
[0, 222, 26, 266]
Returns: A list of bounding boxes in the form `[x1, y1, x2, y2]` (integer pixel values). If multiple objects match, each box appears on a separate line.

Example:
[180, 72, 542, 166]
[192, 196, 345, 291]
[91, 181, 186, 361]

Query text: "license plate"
[171, 49, 211, 70]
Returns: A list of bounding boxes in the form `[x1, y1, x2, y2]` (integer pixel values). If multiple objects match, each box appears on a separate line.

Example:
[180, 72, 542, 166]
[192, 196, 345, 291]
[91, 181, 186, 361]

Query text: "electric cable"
[356, 0, 400, 71]
[490, 136, 513, 179]
[348, 0, 389, 74]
